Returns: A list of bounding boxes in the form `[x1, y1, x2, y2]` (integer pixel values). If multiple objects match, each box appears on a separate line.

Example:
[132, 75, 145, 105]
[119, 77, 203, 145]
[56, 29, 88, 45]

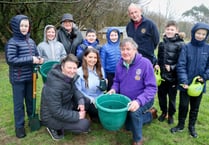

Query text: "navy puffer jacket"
[5, 15, 39, 83]
[177, 22, 209, 92]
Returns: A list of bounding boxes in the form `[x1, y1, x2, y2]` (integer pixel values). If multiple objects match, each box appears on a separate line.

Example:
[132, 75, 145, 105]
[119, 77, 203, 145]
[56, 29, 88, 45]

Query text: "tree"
[182, 4, 209, 23]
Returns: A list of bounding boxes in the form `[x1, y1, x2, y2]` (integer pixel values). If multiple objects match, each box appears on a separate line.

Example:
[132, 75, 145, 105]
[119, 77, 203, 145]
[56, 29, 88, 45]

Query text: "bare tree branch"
[0, 0, 81, 4]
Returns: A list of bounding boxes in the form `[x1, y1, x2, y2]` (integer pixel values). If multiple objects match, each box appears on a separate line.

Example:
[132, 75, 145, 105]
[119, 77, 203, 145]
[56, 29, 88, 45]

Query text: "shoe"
[168, 116, 174, 124]
[15, 127, 26, 138]
[149, 107, 158, 119]
[189, 127, 198, 138]
[57, 129, 64, 136]
[47, 128, 64, 141]
[158, 113, 167, 122]
[132, 139, 143, 145]
[170, 126, 184, 133]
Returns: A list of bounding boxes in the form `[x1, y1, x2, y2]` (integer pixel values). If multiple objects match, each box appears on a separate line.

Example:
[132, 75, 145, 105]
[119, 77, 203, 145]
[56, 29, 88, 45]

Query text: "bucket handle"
[127, 102, 131, 111]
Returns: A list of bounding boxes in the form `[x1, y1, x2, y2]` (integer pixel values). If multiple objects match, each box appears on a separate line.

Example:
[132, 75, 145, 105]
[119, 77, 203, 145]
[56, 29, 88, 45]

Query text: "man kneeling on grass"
[108, 37, 158, 145]
[40, 54, 90, 141]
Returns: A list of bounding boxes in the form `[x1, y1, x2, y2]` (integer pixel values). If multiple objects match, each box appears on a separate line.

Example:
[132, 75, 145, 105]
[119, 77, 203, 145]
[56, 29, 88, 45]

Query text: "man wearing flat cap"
[57, 13, 83, 55]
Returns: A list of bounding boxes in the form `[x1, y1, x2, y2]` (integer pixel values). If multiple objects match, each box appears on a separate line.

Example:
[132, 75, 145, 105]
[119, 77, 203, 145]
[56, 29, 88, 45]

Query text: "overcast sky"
[146, 0, 209, 20]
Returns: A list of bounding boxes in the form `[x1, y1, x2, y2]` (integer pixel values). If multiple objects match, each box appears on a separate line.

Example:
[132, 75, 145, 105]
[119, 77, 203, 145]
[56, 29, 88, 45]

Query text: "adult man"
[126, 3, 159, 64]
[108, 37, 157, 145]
[57, 13, 83, 55]
[40, 54, 90, 141]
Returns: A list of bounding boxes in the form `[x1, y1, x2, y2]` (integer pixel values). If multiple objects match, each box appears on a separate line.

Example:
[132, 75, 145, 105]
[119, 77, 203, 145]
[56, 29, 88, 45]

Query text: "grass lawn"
[0, 52, 209, 145]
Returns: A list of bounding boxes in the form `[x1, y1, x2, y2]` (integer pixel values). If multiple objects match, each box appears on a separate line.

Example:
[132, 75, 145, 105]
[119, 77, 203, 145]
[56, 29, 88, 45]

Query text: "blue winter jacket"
[100, 27, 121, 73]
[5, 15, 39, 83]
[177, 22, 209, 92]
[76, 39, 101, 64]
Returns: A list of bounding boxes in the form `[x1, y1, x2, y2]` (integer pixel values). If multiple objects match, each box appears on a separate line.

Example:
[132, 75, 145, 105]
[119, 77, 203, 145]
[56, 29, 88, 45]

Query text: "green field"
[0, 52, 209, 145]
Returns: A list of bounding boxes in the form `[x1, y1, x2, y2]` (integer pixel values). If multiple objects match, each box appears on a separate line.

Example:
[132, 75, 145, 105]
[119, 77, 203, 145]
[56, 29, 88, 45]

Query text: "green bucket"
[95, 94, 131, 131]
[39, 61, 59, 83]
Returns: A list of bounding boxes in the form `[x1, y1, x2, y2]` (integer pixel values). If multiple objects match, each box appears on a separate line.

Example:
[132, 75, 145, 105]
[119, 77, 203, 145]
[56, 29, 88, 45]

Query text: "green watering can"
[154, 69, 164, 86]
[187, 76, 204, 97]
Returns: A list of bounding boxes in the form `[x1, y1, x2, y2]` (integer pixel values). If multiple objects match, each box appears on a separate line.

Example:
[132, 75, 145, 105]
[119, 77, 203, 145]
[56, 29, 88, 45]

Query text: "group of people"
[4, 2, 209, 145]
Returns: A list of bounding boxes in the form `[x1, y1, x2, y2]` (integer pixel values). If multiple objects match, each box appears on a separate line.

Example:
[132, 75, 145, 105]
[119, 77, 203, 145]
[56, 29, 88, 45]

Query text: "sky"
[145, 0, 209, 20]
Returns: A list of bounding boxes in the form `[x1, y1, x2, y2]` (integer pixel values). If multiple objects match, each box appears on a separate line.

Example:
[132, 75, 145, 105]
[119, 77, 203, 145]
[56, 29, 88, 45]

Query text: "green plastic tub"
[95, 94, 131, 131]
[39, 61, 59, 83]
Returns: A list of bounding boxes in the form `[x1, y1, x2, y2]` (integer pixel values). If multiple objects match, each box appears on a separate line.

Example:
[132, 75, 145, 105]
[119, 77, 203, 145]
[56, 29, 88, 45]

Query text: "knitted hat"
[61, 13, 75, 23]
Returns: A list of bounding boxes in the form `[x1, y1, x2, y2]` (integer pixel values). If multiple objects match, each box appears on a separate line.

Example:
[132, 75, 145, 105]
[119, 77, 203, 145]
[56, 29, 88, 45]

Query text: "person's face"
[110, 31, 119, 43]
[84, 52, 98, 68]
[164, 25, 178, 38]
[86, 32, 97, 43]
[20, 19, 29, 35]
[62, 20, 73, 32]
[120, 42, 137, 64]
[61, 61, 77, 78]
[128, 6, 142, 22]
[195, 29, 208, 41]
[46, 28, 56, 41]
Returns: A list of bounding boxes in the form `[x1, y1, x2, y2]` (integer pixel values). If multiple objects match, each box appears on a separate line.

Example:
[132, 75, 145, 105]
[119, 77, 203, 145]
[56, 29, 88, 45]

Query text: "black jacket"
[57, 27, 83, 55]
[40, 64, 85, 130]
[157, 34, 184, 82]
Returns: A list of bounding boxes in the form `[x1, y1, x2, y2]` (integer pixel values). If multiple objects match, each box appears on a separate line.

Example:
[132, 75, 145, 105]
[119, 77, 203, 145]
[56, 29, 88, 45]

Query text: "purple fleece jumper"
[111, 53, 157, 106]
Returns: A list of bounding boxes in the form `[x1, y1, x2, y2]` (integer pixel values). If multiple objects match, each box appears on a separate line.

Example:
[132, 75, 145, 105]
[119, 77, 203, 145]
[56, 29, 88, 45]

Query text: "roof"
[98, 26, 126, 33]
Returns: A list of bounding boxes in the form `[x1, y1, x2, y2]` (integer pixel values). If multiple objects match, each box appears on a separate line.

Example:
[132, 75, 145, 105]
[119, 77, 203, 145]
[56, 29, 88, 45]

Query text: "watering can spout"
[154, 69, 164, 86]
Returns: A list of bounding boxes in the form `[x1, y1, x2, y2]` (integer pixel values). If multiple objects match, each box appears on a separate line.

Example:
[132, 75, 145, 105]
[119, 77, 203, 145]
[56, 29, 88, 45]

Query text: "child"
[100, 27, 121, 91]
[76, 48, 106, 121]
[5, 15, 43, 138]
[155, 20, 184, 124]
[37, 25, 66, 62]
[170, 22, 209, 138]
[76, 28, 101, 66]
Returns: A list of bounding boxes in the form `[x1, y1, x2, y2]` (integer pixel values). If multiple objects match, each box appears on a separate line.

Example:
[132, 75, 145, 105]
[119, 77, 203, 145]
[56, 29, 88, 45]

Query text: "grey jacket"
[37, 25, 66, 62]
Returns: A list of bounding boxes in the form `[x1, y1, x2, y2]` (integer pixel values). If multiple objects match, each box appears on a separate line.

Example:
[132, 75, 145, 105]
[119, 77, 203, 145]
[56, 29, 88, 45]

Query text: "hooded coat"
[5, 15, 39, 83]
[37, 25, 66, 62]
[100, 27, 121, 73]
[177, 22, 209, 92]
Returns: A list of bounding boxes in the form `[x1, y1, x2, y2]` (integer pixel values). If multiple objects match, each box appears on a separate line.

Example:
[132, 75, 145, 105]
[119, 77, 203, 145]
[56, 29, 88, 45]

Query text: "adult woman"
[40, 54, 90, 141]
[57, 13, 83, 55]
[76, 47, 106, 121]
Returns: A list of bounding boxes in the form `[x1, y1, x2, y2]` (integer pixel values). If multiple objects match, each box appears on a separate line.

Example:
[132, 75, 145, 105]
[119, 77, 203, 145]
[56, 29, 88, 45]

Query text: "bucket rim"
[95, 94, 131, 113]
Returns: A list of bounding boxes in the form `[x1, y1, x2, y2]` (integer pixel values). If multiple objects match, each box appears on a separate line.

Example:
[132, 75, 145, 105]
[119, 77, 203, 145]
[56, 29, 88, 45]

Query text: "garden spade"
[29, 65, 41, 131]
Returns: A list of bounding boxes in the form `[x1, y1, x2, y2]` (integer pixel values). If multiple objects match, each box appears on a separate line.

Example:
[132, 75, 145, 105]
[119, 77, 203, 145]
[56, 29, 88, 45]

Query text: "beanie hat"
[61, 13, 75, 23]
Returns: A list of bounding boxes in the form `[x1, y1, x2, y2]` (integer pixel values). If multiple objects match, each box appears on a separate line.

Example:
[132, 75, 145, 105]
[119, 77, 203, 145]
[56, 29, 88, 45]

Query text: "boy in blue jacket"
[100, 27, 121, 91]
[170, 22, 209, 138]
[76, 28, 101, 66]
[5, 15, 43, 138]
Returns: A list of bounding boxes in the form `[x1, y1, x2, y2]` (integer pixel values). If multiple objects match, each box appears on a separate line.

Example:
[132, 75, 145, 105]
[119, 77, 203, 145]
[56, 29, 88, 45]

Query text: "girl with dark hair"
[76, 47, 106, 121]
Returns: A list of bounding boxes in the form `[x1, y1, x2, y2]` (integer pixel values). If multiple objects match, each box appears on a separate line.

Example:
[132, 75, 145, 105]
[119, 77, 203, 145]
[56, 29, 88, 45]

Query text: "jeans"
[12, 80, 33, 128]
[125, 99, 154, 142]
